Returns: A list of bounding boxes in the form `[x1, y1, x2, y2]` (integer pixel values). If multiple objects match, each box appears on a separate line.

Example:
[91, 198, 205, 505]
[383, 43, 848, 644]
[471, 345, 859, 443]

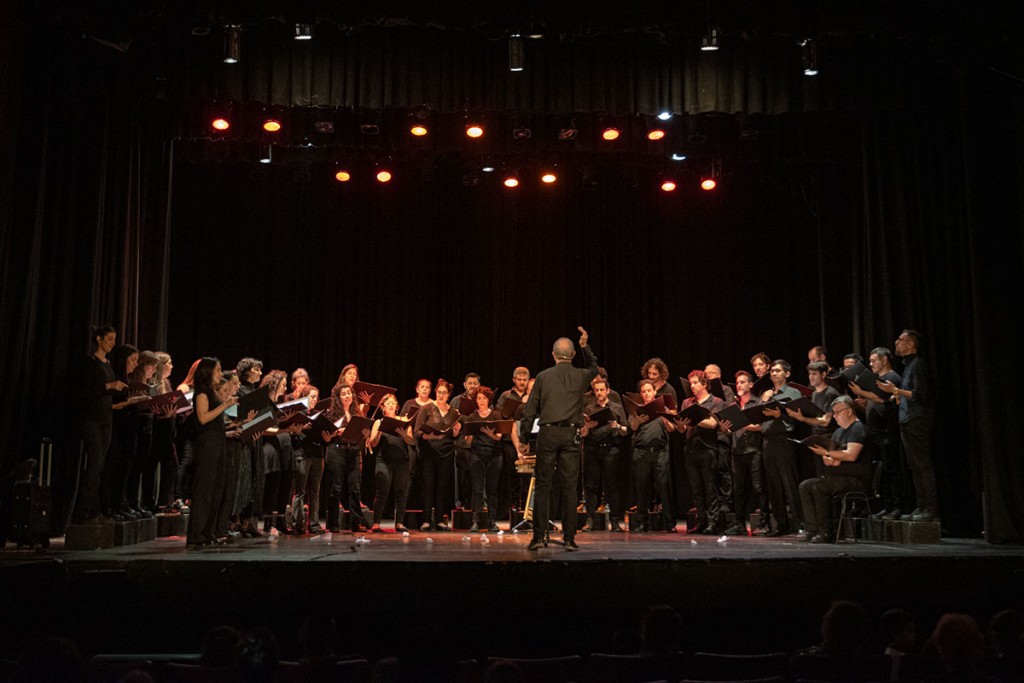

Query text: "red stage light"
[503, 177, 519, 188]
[376, 171, 392, 183]
[601, 128, 620, 141]
[541, 173, 557, 184]
[410, 125, 428, 137]
[647, 129, 666, 141]
[211, 118, 230, 131]
[661, 181, 677, 192]
[262, 119, 281, 132]
[335, 170, 351, 182]
[701, 178, 717, 191]
[466, 125, 484, 138]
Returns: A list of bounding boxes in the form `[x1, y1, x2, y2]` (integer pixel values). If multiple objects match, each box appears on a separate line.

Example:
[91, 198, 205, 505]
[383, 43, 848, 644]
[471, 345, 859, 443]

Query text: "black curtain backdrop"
[2, 1, 1022, 542]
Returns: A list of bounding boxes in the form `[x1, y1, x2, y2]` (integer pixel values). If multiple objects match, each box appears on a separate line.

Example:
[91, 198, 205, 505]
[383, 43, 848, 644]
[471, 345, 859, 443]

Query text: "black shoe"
[610, 519, 625, 532]
[632, 523, 648, 533]
[395, 525, 411, 533]
[487, 523, 500, 532]
[753, 524, 771, 536]
[665, 525, 679, 533]
[912, 509, 937, 522]
[870, 509, 890, 520]
[581, 517, 595, 533]
[469, 523, 480, 532]
[564, 539, 580, 551]
[882, 509, 903, 520]
[700, 523, 718, 535]
[795, 530, 811, 541]
[526, 538, 544, 551]
[809, 534, 827, 544]
[766, 528, 790, 537]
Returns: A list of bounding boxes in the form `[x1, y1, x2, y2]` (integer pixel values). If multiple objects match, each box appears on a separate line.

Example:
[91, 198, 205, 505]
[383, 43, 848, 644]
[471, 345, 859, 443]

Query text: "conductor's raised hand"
[578, 326, 589, 348]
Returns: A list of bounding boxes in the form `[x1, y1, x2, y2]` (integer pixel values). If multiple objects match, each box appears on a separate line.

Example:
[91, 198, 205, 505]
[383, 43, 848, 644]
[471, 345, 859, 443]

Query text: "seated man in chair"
[798, 395, 874, 543]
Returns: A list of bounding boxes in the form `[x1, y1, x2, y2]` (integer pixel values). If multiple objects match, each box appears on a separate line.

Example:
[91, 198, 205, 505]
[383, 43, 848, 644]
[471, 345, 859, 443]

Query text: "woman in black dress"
[187, 357, 238, 548]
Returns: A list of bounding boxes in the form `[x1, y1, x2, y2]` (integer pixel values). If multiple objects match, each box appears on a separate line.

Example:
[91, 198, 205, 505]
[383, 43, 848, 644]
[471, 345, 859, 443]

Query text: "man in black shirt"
[678, 371, 727, 534]
[799, 395, 874, 543]
[581, 377, 629, 532]
[760, 360, 804, 536]
[629, 379, 678, 533]
[850, 346, 906, 520]
[876, 330, 937, 522]
[496, 367, 531, 519]
[520, 327, 598, 551]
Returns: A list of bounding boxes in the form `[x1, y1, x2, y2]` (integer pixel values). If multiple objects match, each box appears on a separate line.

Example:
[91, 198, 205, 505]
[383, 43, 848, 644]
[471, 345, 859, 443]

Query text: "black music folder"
[789, 434, 842, 451]
[716, 403, 752, 430]
[675, 403, 712, 425]
[752, 374, 773, 396]
[240, 408, 276, 441]
[499, 396, 522, 419]
[379, 415, 413, 436]
[789, 382, 814, 398]
[353, 381, 397, 408]
[237, 385, 272, 418]
[457, 395, 477, 416]
[585, 406, 617, 427]
[337, 415, 374, 445]
[780, 396, 825, 418]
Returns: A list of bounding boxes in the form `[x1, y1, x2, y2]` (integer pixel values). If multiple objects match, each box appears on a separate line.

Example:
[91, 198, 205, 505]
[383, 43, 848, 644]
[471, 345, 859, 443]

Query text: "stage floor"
[2, 528, 1021, 660]
[3, 525, 1019, 564]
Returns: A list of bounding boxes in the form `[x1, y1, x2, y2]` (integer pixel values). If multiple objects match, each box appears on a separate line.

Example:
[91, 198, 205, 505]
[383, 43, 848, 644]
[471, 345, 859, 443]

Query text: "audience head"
[237, 628, 280, 683]
[931, 613, 985, 666]
[990, 609, 1024, 658]
[641, 605, 683, 655]
[819, 599, 869, 656]
[879, 609, 918, 654]
[201, 625, 242, 667]
[298, 611, 338, 660]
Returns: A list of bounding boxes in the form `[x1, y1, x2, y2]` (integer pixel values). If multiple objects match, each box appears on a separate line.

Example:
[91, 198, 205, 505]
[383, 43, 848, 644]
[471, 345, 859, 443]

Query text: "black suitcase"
[10, 439, 53, 549]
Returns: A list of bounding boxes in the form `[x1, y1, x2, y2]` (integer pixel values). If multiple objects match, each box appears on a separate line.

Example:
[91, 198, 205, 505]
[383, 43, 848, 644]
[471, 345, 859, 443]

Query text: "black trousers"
[685, 444, 721, 529]
[74, 419, 113, 520]
[419, 446, 454, 521]
[901, 418, 937, 512]
[289, 456, 325, 531]
[187, 431, 226, 545]
[174, 438, 195, 502]
[714, 443, 733, 514]
[372, 456, 410, 526]
[214, 440, 240, 538]
[731, 451, 762, 524]
[467, 449, 502, 521]
[632, 445, 674, 528]
[583, 444, 621, 519]
[762, 435, 803, 531]
[876, 439, 909, 512]
[325, 445, 364, 531]
[102, 415, 137, 514]
[533, 425, 582, 541]
[799, 474, 868, 536]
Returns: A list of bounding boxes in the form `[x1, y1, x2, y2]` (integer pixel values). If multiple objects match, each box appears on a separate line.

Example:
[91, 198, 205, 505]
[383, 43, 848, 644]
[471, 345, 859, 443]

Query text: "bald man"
[520, 327, 599, 551]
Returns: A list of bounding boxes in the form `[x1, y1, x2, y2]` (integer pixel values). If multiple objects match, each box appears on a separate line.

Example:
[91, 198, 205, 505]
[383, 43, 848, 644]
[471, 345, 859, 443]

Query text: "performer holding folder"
[368, 394, 416, 533]
[461, 386, 522, 532]
[414, 379, 461, 531]
[322, 385, 371, 532]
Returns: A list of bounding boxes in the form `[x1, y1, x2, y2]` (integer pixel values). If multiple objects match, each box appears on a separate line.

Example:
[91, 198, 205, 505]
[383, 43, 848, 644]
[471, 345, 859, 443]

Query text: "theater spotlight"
[701, 178, 717, 191]
[503, 175, 519, 188]
[376, 170, 392, 183]
[262, 119, 281, 133]
[481, 165, 496, 173]
[223, 25, 240, 64]
[601, 128, 620, 141]
[211, 117, 230, 131]
[541, 172, 557, 184]
[294, 23, 313, 40]
[658, 111, 673, 121]
[701, 27, 720, 51]
[259, 144, 272, 164]
[466, 124, 484, 138]
[801, 39, 819, 76]
[410, 125, 428, 137]
[647, 129, 666, 141]
[558, 127, 578, 141]
[661, 180, 677, 192]
[508, 34, 525, 72]
[334, 169, 351, 182]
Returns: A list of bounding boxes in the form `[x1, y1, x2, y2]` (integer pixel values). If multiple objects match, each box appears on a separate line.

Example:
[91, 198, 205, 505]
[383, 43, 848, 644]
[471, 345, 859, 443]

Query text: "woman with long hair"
[322, 385, 369, 533]
[125, 350, 160, 517]
[232, 357, 265, 536]
[186, 357, 237, 548]
[103, 344, 146, 520]
[367, 394, 416, 532]
[259, 370, 296, 533]
[142, 352, 178, 512]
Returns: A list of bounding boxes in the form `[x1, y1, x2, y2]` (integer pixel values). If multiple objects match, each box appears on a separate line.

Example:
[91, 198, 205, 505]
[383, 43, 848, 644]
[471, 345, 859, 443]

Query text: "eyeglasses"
[832, 406, 851, 416]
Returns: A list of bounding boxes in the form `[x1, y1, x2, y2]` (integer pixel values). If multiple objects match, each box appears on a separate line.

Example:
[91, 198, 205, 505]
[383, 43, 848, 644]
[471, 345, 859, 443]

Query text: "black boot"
[469, 513, 480, 532]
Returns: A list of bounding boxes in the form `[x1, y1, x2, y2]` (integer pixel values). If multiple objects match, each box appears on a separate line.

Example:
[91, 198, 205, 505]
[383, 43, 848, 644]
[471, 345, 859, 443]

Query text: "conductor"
[520, 327, 599, 551]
